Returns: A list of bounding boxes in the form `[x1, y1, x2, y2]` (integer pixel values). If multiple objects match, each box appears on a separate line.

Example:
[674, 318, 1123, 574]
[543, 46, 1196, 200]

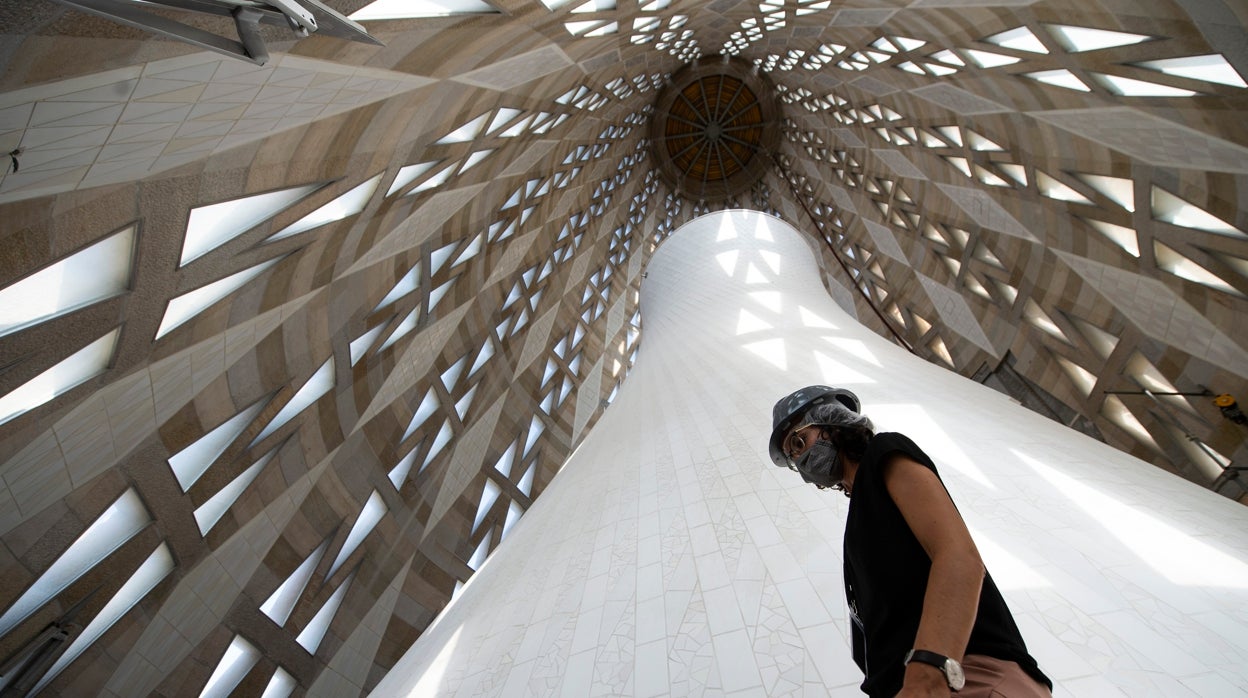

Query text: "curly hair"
[803, 402, 874, 463]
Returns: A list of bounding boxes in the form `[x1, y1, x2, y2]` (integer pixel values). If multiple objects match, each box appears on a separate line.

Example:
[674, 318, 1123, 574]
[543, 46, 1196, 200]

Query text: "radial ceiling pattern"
[666, 74, 759, 182]
[651, 58, 779, 200]
[0, 0, 1246, 695]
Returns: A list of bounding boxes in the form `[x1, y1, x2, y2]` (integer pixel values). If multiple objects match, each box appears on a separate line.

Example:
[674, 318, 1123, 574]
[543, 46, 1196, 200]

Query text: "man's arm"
[882, 454, 985, 697]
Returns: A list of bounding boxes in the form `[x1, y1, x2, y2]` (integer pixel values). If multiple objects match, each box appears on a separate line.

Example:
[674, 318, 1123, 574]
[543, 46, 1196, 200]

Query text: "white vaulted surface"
[371, 211, 1248, 697]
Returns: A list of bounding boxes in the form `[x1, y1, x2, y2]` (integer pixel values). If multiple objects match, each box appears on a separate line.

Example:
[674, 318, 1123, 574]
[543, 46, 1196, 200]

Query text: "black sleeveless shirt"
[842, 432, 1052, 697]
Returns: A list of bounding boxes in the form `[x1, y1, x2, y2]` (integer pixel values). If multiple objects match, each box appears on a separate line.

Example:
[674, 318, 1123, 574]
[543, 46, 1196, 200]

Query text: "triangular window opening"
[267, 173, 383, 242]
[168, 396, 270, 492]
[350, 325, 387, 365]
[984, 27, 1049, 54]
[389, 445, 420, 488]
[249, 357, 335, 447]
[295, 572, 354, 654]
[1135, 54, 1246, 88]
[1154, 241, 1243, 297]
[437, 113, 489, 144]
[403, 389, 439, 442]
[1077, 173, 1135, 212]
[1046, 25, 1150, 53]
[326, 490, 387, 578]
[350, 0, 498, 20]
[1024, 69, 1091, 91]
[0, 489, 149, 636]
[260, 538, 330, 626]
[183, 185, 321, 266]
[472, 479, 502, 533]
[1151, 186, 1243, 237]
[194, 446, 279, 535]
[1085, 219, 1140, 258]
[156, 258, 281, 340]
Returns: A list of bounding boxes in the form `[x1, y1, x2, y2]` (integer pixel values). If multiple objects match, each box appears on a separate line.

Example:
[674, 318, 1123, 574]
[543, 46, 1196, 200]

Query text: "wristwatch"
[904, 649, 966, 691]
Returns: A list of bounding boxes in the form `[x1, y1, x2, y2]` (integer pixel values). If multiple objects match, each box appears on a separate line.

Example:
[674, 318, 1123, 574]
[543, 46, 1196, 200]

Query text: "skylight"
[350, 325, 386, 365]
[1084, 219, 1140, 257]
[571, 0, 614, 11]
[565, 20, 617, 36]
[250, 357, 336, 446]
[194, 447, 277, 534]
[962, 49, 1021, 68]
[1070, 316, 1119, 359]
[1024, 69, 1091, 91]
[387, 162, 438, 197]
[409, 163, 456, 195]
[182, 184, 320, 266]
[421, 420, 454, 471]
[501, 501, 523, 540]
[984, 27, 1049, 54]
[403, 389, 439, 442]
[1135, 54, 1247, 88]
[1154, 241, 1243, 296]
[1036, 171, 1092, 203]
[1046, 25, 1149, 52]
[0, 327, 120, 426]
[29, 544, 174, 695]
[200, 635, 261, 698]
[458, 149, 494, 174]
[490, 445, 516, 482]
[467, 530, 492, 570]
[389, 446, 420, 488]
[0, 488, 149, 636]
[350, 0, 498, 20]
[1101, 395, 1159, 449]
[1151, 186, 1243, 236]
[437, 114, 488, 144]
[1056, 356, 1098, 397]
[327, 490, 387, 578]
[1097, 74, 1197, 97]
[168, 396, 269, 492]
[296, 573, 353, 654]
[518, 462, 536, 497]
[267, 173, 383, 241]
[261, 668, 297, 698]
[377, 307, 419, 353]
[1023, 298, 1071, 342]
[1078, 174, 1135, 211]
[261, 539, 329, 626]
[0, 226, 135, 338]
[156, 258, 281, 340]
[472, 480, 501, 532]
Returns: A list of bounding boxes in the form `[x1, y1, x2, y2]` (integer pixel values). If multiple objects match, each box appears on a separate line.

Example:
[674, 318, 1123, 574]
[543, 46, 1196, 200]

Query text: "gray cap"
[768, 386, 861, 467]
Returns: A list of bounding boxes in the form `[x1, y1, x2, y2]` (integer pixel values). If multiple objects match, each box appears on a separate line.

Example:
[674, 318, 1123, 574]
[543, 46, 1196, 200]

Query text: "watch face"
[944, 658, 966, 691]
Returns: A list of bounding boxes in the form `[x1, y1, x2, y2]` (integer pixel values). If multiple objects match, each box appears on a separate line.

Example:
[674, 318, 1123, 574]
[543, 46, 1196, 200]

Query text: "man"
[768, 386, 1053, 697]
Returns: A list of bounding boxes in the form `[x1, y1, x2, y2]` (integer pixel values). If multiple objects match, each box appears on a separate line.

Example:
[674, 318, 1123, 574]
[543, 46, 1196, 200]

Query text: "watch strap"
[905, 649, 964, 691]
[905, 649, 949, 669]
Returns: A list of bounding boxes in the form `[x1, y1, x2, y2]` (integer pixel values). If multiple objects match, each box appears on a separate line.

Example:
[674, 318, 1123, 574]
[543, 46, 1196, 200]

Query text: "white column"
[372, 211, 1248, 698]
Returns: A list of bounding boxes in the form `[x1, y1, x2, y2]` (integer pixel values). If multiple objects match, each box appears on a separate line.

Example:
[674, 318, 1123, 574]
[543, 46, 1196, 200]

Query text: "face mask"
[796, 438, 843, 489]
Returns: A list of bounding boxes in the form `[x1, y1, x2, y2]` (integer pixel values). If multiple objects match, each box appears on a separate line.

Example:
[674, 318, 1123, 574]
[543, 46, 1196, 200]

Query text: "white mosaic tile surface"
[452, 45, 575, 91]
[1028, 107, 1248, 174]
[936, 183, 1041, 242]
[872, 149, 928, 180]
[861, 220, 909, 264]
[910, 84, 1012, 115]
[0, 53, 432, 204]
[1055, 250, 1248, 379]
[370, 211, 1248, 697]
[916, 272, 1001, 357]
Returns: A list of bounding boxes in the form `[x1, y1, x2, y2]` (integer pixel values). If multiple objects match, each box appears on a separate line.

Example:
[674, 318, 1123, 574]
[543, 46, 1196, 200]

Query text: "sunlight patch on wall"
[1017, 450, 1248, 588]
